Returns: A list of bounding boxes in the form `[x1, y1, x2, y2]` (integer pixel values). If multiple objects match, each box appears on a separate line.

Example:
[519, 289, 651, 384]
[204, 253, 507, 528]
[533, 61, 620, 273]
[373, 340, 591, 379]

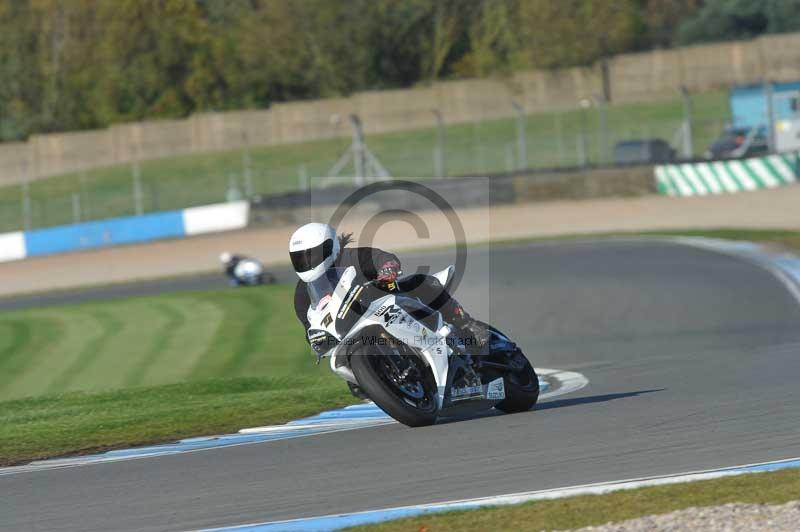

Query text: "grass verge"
[0, 283, 360, 465]
[0, 376, 356, 467]
[348, 468, 800, 531]
[0, 284, 315, 400]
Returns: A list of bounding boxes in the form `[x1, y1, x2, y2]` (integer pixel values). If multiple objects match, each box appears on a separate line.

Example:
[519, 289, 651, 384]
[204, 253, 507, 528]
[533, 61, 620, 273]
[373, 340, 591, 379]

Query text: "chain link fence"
[0, 91, 731, 233]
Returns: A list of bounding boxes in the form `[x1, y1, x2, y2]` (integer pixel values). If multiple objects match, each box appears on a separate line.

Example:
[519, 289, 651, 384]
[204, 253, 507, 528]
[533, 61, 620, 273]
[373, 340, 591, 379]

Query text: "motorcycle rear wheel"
[350, 342, 438, 427]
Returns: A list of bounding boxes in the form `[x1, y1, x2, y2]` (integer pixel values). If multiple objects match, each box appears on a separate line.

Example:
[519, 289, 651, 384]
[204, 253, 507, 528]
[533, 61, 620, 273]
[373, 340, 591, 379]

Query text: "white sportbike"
[307, 265, 539, 426]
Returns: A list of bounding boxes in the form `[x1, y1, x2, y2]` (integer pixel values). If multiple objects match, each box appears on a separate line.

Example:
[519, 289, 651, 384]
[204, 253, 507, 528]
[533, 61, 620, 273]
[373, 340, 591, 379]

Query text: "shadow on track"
[536, 389, 664, 411]
[437, 390, 664, 425]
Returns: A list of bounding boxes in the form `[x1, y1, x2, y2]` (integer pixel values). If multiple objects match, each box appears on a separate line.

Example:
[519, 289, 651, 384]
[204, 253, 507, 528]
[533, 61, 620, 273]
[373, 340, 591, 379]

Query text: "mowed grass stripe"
[142, 297, 224, 386]
[122, 302, 185, 388]
[82, 300, 180, 391]
[223, 291, 274, 375]
[0, 317, 62, 391]
[0, 310, 104, 400]
[0, 285, 311, 400]
[188, 287, 296, 379]
[46, 310, 124, 394]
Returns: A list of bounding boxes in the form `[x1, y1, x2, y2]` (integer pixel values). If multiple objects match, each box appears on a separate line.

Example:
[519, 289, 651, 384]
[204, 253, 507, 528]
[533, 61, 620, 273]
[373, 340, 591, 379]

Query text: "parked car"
[613, 139, 675, 165]
[705, 126, 769, 160]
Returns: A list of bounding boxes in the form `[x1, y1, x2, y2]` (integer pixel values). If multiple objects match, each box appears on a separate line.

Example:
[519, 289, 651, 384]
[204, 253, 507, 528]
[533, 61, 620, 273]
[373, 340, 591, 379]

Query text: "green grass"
[348, 468, 800, 531]
[0, 283, 359, 465]
[0, 376, 354, 467]
[0, 90, 729, 232]
[0, 284, 315, 400]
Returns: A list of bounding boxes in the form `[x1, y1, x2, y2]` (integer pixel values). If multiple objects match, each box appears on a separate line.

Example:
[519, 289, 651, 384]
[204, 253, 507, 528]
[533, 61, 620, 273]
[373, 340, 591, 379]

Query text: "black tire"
[494, 349, 539, 413]
[350, 344, 438, 427]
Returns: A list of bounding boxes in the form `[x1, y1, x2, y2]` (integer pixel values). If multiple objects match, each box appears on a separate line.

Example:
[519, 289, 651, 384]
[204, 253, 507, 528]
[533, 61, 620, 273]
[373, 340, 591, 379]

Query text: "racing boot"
[441, 299, 491, 351]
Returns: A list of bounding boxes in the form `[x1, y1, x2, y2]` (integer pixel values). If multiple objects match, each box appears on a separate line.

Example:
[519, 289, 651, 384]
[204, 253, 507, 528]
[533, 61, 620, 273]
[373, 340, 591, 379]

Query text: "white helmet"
[289, 223, 340, 283]
[219, 251, 232, 264]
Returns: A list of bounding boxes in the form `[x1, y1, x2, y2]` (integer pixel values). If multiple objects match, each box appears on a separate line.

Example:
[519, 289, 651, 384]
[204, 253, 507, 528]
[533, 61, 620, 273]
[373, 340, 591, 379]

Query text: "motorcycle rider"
[220, 251, 260, 285]
[289, 222, 491, 354]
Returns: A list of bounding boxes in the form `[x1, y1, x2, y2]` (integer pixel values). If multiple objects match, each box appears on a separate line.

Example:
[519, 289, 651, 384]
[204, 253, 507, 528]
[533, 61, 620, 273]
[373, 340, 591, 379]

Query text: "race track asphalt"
[3, 239, 800, 532]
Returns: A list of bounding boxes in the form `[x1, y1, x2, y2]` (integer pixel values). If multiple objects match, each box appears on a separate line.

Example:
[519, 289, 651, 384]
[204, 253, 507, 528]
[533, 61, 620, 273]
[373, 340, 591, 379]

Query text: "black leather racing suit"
[293, 245, 460, 332]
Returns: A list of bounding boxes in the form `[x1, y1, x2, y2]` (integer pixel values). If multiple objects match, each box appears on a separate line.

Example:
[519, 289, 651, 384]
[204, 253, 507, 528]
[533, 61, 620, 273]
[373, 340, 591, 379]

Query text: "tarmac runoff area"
[1, 184, 800, 298]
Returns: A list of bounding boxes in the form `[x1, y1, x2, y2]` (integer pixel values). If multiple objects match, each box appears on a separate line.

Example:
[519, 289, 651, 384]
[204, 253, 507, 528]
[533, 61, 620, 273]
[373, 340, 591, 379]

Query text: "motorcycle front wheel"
[350, 340, 438, 427]
[494, 348, 539, 413]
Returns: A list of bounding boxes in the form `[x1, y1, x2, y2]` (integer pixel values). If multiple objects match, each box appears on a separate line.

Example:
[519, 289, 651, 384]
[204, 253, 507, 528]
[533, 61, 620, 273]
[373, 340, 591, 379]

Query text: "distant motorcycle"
[306, 265, 539, 426]
[220, 252, 273, 286]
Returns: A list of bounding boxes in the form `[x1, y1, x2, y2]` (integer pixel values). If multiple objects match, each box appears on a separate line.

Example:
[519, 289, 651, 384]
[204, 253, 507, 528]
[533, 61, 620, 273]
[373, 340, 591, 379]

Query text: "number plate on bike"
[451, 384, 483, 401]
[486, 377, 505, 400]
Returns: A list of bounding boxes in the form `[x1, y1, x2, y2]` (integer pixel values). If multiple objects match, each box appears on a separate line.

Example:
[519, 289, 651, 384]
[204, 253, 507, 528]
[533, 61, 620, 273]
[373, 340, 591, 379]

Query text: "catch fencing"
[0, 93, 725, 234]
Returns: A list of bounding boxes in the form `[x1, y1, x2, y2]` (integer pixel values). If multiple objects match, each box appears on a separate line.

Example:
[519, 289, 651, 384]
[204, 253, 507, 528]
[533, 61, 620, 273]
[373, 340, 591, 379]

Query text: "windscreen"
[307, 267, 347, 309]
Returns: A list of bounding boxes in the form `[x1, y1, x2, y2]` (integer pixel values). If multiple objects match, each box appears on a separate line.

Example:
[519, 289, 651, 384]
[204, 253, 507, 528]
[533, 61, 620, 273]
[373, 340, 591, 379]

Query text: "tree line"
[1, 0, 798, 142]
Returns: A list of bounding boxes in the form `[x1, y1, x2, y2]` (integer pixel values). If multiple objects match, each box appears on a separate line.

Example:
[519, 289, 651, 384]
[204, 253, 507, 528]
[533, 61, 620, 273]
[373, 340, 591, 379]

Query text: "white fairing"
[308, 266, 457, 409]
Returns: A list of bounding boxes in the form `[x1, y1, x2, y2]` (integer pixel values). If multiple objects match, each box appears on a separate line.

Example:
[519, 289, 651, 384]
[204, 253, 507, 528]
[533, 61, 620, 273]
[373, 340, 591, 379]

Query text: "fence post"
[298, 163, 308, 191]
[576, 135, 586, 167]
[21, 161, 31, 231]
[349, 114, 366, 185]
[472, 121, 484, 172]
[72, 193, 81, 224]
[595, 95, 608, 164]
[505, 145, 515, 172]
[579, 99, 591, 166]
[242, 132, 254, 197]
[512, 101, 527, 170]
[79, 170, 91, 221]
[132, 142, 144, 215]
[432, 109, 446, 178]
[150, 181, 160, 212]
[680, 86, 694, 159]
[553, 112, 566, 166]
[132, 161, 143, 215]
[765, 80, 776, 153]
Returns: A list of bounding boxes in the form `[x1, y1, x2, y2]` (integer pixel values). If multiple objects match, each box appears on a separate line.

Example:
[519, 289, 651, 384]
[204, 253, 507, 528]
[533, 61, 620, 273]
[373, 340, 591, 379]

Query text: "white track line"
[196, 456, 800, 531]
[672, 237, 800, 307]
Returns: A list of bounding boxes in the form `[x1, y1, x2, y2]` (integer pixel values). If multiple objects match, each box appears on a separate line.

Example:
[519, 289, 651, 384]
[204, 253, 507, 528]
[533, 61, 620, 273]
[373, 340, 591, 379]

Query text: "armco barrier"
[249, 167, 656, 226]
[655, 152, 799, 197]
[0, 201, 249, 263]
[0, 232, 26, 262]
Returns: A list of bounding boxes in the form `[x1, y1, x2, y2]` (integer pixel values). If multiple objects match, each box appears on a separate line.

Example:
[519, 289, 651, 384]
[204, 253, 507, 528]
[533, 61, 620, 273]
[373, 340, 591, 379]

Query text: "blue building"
[729, 81, 800, 129]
